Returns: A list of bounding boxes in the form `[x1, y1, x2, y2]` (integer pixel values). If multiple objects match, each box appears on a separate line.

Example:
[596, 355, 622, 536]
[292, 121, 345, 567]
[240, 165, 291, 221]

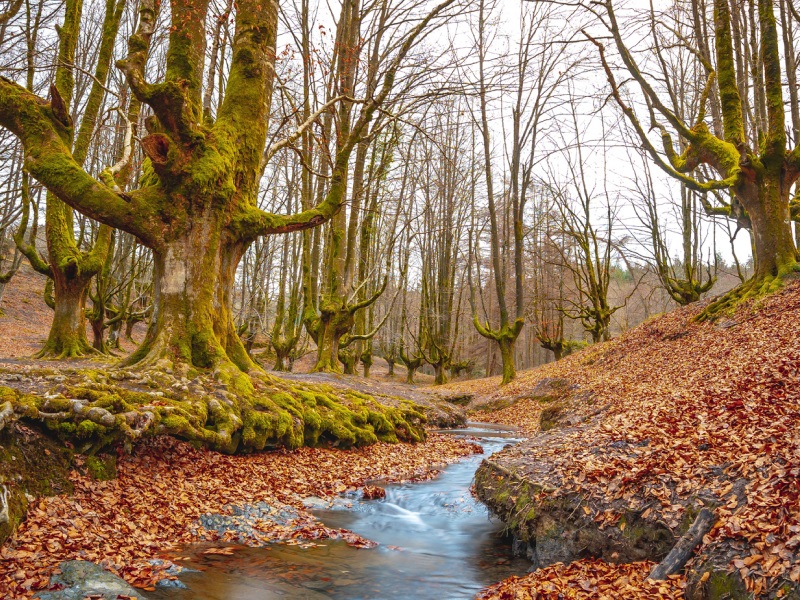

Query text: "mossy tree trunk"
[302, 0, 401, 373]
[1, 0, 451, 376]
[270, 232, 303, 372]
[594, 0, 800, 316]
[44, 272, 94, 357]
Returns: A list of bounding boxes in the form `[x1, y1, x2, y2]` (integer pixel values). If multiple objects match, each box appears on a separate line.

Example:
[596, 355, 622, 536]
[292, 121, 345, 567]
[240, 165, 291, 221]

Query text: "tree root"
[34, 338, 102, 360]
[0, 401, 12, 433]
[696, 262, 800, 322]
[0, 365, 427, 454]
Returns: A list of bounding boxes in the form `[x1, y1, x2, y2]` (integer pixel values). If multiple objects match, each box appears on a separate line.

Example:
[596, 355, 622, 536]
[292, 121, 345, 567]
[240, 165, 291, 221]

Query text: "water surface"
[153, 423, 529, 599]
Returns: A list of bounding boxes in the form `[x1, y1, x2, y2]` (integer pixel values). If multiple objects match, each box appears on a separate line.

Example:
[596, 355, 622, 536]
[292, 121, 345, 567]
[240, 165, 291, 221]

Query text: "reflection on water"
[151, 423, 530, 599]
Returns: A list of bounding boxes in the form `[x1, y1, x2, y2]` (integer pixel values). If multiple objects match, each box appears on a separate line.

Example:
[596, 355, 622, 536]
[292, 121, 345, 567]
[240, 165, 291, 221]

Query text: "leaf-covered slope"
[463, 282, 800, 598]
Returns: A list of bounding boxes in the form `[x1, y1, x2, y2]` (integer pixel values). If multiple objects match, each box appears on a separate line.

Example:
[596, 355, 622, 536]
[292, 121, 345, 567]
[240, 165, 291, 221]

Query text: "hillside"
[454, 281, 800, 598]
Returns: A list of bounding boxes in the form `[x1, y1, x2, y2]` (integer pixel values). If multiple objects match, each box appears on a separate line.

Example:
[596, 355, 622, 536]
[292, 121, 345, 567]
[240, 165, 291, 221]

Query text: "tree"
[468, 0, 568, 384]
[0, 0, 456, 451]
[585, 0, 800, 316]
[13, 0, 123, 358]
[546, 100, 627, 344]
[630, 155, 716, 306]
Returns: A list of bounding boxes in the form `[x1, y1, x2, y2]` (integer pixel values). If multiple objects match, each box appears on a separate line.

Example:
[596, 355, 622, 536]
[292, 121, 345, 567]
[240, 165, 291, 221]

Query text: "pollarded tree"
[302, 0, 444, 373]
[468, 0, 569, 384]
[0, 0, 456, 451]
[585, 0, 800, 315]
[630, 155, 716, 306]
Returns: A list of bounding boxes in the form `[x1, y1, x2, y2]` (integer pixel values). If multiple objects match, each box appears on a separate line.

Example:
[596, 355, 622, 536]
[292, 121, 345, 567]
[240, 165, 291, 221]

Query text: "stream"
[151, 423, 530, 599]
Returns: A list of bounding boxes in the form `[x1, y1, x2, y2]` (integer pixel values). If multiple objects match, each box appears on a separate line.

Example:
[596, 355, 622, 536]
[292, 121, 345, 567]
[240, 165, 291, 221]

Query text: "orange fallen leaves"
[0, 432, 478, 599]
[477, 560, 685, 600]
[465, 282, 800, 597]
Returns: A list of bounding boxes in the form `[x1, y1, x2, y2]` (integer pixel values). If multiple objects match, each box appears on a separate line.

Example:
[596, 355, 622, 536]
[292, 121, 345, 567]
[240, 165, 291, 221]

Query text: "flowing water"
[152, 423, 530, 599]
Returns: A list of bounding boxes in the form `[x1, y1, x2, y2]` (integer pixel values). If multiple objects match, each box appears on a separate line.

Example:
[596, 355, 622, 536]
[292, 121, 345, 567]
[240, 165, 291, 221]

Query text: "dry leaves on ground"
[465, 282, 800, 597]
[477, 560, 684, 599]
[0, 432, 477, 599]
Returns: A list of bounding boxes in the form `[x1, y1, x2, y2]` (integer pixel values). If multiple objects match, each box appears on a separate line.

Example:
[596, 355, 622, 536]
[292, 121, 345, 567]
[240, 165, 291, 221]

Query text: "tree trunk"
[362, 353, 372, 378]
[339, 348, 357, 375]
[313, 307, 353, 372]
[122, 216, 253, 375]
[107, 322, 121, 349]
[741, 177, 797, 279]
[90, 314, 106, 353]
[273, 349, 290, 371]
[38, 272, 94, 358]
[434, 362, 447, 385]
[124, 318, 137, 343]
[386, 359, 394, 377]
[499, 336, 516, 385]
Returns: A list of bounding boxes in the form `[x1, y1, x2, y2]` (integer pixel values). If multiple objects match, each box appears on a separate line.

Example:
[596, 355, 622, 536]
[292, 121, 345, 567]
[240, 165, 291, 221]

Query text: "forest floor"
[448, 280, 800, 599]
[0, 265, 478, 599]
[0, 428, 480, 599]
[2, 265, 798, 599]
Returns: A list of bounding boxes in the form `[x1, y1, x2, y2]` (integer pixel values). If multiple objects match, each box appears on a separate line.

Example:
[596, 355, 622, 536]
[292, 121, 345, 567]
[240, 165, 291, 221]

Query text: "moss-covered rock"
[474, 460, 675, 569]
[685, 552, 750, 600]
[0, 423, 74, 545]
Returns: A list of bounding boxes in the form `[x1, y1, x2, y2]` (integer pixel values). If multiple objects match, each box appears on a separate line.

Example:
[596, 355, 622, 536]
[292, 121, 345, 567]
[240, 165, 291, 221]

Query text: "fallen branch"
[648, 507, 716, 580]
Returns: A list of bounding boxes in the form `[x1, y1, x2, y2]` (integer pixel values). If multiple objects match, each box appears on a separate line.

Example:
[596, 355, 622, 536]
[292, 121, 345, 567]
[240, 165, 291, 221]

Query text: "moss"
[697, 262, 800, 321]
[3, 363, 425, 454]
[540, 401, 566, 431]
[0, 423, 74, 544]
[86, 453, 117, 481]
[703, 571, 749, 600]
[76, 419, 106, 438]
[161, 414, 191, 432]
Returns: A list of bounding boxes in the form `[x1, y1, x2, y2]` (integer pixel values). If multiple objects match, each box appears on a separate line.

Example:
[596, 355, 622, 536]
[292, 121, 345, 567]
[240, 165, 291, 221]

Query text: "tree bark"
[39, 273, 94, 358]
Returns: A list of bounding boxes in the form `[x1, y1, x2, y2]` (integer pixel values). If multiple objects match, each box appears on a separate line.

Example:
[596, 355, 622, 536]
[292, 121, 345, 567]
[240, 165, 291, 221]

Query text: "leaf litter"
[457, 282, 800, 598]
[0, 432, 478, 598]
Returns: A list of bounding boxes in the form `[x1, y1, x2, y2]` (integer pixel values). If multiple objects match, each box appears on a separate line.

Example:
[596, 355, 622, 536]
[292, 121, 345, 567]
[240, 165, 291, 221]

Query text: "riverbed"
[151, 423, 529, 599]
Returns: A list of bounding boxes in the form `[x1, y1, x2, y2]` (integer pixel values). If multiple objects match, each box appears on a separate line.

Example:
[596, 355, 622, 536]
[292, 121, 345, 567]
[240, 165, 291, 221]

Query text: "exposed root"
[0, 401, 12, 432]
[33, 338, 101, 360]
[696, 262, 800, 322]
[0, 362, 427, 455]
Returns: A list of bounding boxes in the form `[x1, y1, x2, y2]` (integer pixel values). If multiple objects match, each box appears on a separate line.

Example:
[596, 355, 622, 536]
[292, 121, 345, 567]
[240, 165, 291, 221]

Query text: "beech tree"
[630, 156, 716, 306]
[468, 0, 568, 383]
[0, 0, 454, 368]
[12, 0, 123, 358]
[585, 0, 800, 315]
[0, 0, 456, 451]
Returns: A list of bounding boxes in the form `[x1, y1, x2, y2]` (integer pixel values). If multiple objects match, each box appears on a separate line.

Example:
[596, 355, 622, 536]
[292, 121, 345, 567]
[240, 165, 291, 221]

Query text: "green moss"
[703, 571, 749, 600]
[41, 397, 72, 412]
[76, 419, 106, 438]
[540, 401, 566, 431]
[697, 262, 800, 321]
[0, 424, 74, 544]
[85, 453, 117, 481]
[161, 414, 191, 432]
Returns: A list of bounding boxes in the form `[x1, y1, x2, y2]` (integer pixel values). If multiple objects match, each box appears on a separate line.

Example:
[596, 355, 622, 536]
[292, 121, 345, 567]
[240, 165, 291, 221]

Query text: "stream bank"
[141, 423, 530, 599]
[24, 423, 529, 600]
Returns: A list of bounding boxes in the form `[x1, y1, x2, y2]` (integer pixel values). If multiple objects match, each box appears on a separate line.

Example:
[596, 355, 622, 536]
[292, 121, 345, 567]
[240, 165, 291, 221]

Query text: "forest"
[0, 0, 798, 597]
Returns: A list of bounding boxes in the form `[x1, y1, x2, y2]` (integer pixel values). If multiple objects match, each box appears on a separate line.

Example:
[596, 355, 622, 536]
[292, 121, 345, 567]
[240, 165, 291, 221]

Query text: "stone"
[36, 560, 147, 600]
